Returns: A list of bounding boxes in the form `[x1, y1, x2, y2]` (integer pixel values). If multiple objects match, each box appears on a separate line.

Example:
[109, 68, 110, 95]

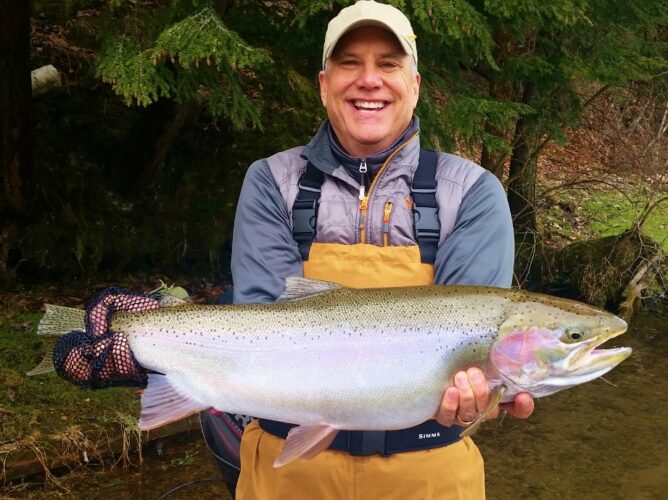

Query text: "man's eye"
[340, 60, 359, 67]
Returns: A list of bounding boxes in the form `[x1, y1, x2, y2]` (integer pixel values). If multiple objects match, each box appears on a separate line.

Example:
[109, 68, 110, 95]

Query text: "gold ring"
[457, 415, 475, 426]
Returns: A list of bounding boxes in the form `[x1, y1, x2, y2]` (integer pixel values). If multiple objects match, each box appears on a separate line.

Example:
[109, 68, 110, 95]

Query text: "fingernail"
[470, 370, 484, 383]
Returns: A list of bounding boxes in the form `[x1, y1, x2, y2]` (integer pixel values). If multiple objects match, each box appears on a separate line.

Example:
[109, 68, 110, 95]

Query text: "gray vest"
[265, 140, 486, 249]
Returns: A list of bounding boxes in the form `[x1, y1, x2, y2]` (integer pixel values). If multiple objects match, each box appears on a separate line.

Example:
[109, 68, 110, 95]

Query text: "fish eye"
[565, 328, 585, 342]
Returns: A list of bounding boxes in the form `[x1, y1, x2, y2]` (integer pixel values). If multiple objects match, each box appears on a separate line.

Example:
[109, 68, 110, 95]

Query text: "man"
[54, 2, 533, 498]
[228, 1, 533, 498]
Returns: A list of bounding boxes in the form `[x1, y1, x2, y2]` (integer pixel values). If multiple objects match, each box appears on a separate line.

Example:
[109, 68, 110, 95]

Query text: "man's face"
[319, 26, 420, 158]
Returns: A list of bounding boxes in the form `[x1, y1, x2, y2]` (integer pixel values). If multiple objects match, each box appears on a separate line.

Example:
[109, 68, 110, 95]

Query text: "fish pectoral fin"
[273, 424, 339, 468]
[276, 277, 343, 302]
[139, 374, 208, 431]
[460, 384, 507, 438]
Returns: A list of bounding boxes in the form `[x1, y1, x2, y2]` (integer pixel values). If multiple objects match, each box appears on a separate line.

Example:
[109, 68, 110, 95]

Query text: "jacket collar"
[302, 116, 421, 180]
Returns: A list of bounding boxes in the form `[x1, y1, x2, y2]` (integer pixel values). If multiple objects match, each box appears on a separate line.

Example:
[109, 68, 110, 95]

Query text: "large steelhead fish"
[35, 278, 631, 467]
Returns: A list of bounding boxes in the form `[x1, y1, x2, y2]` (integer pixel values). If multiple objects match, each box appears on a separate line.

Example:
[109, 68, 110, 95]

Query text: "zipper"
[383, 201, 393, 246]
[358, 159, 367, 200]
[358, 131, 420, 243]
[359, 159, 368, 242]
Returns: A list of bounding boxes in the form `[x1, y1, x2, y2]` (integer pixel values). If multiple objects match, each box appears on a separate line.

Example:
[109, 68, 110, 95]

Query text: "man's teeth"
[354, 101, 385, 110]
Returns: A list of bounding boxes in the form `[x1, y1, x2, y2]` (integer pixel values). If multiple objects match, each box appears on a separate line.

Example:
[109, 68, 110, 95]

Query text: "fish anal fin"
[139, 374, 208, 431]
[460, 384, 507, 438]
[273, 424, 338, 468]
[276, 277, 343, 302]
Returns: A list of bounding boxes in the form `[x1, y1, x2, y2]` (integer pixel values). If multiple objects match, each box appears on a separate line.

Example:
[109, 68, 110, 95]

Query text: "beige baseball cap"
[322, 0, 418, 70]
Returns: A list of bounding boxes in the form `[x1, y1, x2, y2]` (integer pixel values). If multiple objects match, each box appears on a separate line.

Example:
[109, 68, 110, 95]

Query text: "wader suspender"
[292, 162, 324, 261]
[292, 149, 440, 263]
[411, 148, 440, 264]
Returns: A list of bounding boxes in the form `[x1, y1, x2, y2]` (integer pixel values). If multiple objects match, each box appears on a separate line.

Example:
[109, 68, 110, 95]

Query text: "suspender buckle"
[413, 205, 440, 241]
[292, 199, 318, 240]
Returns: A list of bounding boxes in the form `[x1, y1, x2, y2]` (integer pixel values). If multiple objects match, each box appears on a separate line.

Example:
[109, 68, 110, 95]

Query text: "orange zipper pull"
[383, 201, 393, 246]
[359, 196, 368, 242]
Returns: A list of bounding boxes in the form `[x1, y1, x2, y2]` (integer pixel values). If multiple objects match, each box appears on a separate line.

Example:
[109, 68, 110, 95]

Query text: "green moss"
[0, 300, 139, 450]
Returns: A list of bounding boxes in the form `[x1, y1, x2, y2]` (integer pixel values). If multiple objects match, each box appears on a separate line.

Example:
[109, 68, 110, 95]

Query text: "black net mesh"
[53, 288, 161, 389]
[86, 287, 161, 337]
[54, 330, 148, 389]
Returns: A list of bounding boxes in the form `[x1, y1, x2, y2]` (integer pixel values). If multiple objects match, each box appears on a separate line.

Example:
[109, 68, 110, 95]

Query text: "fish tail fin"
[26, 304, 86, 377]
[26, 344, 57, 376]
[37, 304, 86, 337]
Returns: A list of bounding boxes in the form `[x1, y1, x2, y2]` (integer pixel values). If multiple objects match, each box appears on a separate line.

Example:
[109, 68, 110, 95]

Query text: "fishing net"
[86, 287, 160, 337]
[53, 288, 161, 389]
[53, 330, 148, 388]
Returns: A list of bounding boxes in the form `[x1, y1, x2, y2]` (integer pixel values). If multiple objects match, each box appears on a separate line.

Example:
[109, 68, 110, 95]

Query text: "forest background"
[1, 0, 667, 301]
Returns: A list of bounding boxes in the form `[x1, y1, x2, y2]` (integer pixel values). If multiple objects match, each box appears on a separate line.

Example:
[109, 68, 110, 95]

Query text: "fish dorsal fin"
[276, 277, 343, 303]
[139, 374, 209, 431]
[273, 424, 339, 467]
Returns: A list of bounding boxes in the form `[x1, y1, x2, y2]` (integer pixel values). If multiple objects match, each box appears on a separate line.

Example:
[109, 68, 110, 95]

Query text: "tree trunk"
[136, 102, 192, 193]
[507, 83, 537, 237]
[480, 29, 516, 181]
[0, 0, 33, 216]
[480, 120, 507, 180]
[0, 0, 32, 285]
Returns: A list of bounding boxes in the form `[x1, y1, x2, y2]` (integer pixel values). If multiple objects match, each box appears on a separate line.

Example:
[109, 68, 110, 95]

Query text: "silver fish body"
[111, 279, 630, 434]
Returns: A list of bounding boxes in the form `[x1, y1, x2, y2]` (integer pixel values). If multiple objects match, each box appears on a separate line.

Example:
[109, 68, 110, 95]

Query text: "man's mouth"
[352, 100, 387, 111]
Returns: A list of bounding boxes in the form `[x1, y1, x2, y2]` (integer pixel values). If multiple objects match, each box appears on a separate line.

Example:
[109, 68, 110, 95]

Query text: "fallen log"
[1, 415, 201, 485]
[31, 64, 61, 96]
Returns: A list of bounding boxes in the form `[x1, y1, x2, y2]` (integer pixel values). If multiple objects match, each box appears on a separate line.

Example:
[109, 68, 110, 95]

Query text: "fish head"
[490, 295, 631, 398]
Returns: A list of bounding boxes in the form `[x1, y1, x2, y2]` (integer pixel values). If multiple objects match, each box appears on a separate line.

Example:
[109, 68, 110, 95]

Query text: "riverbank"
[0, 280, 229, 494]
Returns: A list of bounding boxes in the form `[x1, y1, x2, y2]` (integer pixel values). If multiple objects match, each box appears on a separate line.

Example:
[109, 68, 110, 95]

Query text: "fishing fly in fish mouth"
[31, 278, 631, 468]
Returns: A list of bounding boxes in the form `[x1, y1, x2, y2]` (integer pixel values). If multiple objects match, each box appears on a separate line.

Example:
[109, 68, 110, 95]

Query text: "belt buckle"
[349, 431, 388, 457]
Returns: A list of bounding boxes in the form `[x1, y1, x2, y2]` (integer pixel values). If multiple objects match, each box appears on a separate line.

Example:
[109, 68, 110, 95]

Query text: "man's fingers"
[500, 392, 535, 419]
[454, 371, 477, 421]
[466, 367, 489, 413]
[435, 386, 460, 426]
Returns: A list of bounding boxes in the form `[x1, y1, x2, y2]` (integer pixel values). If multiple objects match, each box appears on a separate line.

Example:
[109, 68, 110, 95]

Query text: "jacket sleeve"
[231, 160, 303, 304]
[433, 172, 514, 288]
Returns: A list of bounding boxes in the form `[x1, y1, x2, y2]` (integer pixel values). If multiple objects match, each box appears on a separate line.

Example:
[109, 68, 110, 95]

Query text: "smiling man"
[227, 1, 534, 499]
[319, 25, 420, 156]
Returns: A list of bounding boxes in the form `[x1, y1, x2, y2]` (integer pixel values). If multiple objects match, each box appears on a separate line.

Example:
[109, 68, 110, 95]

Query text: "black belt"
[258, 419, 462, 457]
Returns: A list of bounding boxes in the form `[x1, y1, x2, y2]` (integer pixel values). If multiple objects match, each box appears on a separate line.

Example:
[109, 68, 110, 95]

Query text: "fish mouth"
[568, 318, 631, 375]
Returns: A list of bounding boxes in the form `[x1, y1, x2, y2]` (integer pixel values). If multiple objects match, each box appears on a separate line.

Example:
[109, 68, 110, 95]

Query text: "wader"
[236, 147, 486, 500]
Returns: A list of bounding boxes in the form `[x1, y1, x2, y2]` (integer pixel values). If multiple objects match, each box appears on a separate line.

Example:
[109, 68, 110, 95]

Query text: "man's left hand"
[435, 366, 535, 427]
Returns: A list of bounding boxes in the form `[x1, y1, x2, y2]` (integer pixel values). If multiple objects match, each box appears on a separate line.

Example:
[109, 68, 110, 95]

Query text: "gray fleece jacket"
[231, 117, 514, 304]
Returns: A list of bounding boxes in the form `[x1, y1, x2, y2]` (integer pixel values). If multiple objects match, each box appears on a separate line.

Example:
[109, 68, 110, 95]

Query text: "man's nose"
[356, 63, 382, 88]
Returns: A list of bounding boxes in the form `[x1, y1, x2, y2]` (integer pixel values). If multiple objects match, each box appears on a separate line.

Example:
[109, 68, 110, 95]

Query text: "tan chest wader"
[236, 148, 485, 500]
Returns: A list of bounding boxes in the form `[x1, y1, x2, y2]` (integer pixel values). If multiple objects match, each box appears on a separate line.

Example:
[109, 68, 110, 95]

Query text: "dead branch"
[618, 250, 665, 321]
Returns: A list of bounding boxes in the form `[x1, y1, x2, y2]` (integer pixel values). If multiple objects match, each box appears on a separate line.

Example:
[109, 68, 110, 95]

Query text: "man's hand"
[435, 367, 535, 427]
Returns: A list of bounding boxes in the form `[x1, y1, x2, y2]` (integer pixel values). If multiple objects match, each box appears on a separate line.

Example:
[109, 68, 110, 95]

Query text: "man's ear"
[412, 72, 421, 105]
[318, 71, 328, 107]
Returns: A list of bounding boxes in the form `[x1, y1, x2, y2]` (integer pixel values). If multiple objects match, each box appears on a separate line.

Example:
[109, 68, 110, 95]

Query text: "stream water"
[10, 306, 668, 499]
